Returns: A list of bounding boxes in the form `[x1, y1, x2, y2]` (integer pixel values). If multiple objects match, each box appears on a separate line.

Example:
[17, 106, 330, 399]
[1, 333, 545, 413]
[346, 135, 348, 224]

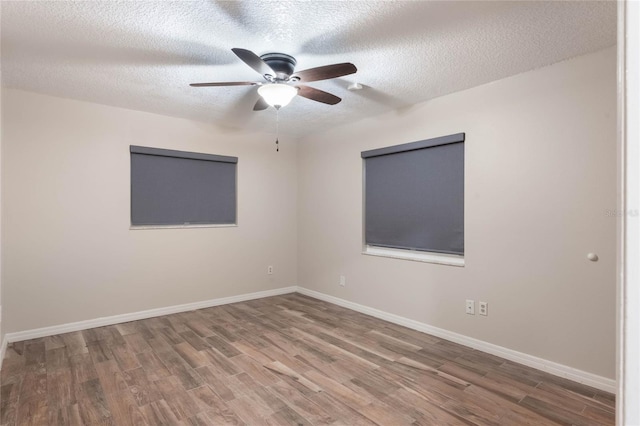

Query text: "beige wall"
[1, 90, 298, 333]
[1, 47, 617, 379]
[297, 47, 617, 378]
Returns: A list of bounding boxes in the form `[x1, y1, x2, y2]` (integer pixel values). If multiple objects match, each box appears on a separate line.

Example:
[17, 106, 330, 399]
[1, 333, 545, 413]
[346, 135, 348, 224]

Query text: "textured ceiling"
[1, 1, 616, 138]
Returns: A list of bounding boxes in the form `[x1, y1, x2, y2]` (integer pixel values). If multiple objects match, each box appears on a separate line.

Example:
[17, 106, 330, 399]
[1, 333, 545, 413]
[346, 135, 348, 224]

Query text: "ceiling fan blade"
[231, 48, 275, 77]
[296, 85, 341, 105]
[292, 63, 357, 83]
[253, 97, 268, 111]
[190, 81, 259, 87]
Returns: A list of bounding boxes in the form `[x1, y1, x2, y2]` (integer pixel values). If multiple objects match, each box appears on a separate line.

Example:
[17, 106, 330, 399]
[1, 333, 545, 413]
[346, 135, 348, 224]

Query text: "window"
[130, 146, 237, 227]
[361, 133, 465, 265]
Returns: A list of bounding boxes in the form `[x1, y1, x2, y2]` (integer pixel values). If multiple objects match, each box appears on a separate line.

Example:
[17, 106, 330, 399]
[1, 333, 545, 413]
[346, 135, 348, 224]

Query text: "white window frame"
[361, 133, 465, 266]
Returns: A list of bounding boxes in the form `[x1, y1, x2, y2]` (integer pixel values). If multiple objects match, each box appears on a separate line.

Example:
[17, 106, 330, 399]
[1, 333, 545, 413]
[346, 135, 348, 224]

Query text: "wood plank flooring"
[0, 293, 615, 425]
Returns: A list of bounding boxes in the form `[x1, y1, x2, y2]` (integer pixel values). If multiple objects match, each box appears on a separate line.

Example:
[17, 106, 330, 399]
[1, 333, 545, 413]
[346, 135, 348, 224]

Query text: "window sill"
[130, 224, 237, 230]
[362, 246, 465, 267]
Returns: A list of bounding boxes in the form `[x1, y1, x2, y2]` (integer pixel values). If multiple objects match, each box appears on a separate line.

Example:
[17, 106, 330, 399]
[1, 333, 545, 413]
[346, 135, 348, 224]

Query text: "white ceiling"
[1, 1, 616, 139]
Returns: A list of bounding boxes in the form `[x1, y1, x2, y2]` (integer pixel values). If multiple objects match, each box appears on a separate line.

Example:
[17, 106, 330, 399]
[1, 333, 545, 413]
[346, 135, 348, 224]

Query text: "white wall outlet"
[465, 299, 475, 315]
[267, 265, 273, 275]
[479, 301, 488, 316]
[339, 275, 346, 287]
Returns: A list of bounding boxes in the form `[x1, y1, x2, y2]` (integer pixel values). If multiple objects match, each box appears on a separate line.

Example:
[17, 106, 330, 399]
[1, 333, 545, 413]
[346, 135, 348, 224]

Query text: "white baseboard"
[2, 286, 297, 345]
[0, 284, 616, 394]
[296, 287, 616, 394]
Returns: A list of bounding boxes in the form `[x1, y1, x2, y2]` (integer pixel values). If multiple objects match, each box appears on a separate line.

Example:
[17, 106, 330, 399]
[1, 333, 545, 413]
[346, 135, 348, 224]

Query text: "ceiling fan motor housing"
[260, 53, 297, 80]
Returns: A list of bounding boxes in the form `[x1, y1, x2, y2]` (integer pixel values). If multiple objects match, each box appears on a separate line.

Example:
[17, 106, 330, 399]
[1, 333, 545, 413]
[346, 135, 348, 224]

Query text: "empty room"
[1, 1, 638, 425]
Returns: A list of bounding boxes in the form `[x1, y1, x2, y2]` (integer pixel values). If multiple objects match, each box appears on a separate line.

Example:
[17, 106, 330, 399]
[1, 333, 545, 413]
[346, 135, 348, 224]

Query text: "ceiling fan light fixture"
[257, 83, 298, 109]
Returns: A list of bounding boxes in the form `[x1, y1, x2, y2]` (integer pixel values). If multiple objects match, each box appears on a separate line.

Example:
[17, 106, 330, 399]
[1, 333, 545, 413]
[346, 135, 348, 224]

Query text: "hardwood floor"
[0, 293, 615, 425]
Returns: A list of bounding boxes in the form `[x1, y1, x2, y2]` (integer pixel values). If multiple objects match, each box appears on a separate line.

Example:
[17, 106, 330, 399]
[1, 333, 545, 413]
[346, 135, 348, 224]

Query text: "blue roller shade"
[362, 133, 464, 255]
[130, 146, 237, 226]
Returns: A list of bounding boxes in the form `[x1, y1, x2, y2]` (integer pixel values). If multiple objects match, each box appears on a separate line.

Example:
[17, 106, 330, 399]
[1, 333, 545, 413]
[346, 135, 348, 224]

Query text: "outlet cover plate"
[466, 299, 475, 315]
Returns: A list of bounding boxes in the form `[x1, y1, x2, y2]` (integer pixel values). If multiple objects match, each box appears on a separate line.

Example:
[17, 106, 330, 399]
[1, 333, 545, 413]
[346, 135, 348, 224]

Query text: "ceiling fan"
[190, 48, 357, 110]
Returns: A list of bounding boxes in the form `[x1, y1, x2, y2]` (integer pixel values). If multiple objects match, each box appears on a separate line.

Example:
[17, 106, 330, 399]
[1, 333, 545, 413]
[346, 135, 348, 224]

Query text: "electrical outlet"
[479, 301, 488, 316]
[465, 300, 475, 315]
[339, 275, 346, 287]
[267, 265, 273, 275]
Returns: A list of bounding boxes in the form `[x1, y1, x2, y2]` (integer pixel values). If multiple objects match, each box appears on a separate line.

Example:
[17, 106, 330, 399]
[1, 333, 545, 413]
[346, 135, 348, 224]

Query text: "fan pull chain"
[275, 108, 280, 152]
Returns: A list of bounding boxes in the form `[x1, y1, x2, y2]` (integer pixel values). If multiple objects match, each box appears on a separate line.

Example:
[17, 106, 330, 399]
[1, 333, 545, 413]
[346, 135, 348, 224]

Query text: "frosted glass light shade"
[257, 84, 297, 108]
